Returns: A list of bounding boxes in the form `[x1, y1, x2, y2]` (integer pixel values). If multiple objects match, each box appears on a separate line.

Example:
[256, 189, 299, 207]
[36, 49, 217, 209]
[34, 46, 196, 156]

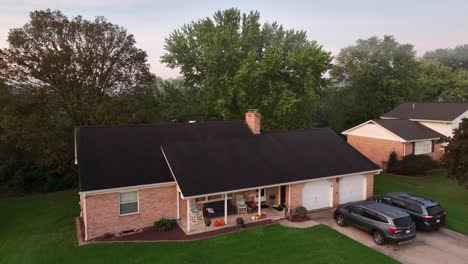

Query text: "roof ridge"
[76, 120, 245, 129]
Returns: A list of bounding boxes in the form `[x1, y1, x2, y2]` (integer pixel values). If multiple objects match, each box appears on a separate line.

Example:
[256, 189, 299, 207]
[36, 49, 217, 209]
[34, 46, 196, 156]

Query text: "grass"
[374, 171, 468, 235]
[0, 190, 396, 264]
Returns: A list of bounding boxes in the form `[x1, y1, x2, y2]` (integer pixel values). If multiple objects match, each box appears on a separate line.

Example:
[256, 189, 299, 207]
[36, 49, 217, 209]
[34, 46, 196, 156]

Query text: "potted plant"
[269, 194, 276, 206]
[204, 216, 211, 227]
[236, 217, 245, 228]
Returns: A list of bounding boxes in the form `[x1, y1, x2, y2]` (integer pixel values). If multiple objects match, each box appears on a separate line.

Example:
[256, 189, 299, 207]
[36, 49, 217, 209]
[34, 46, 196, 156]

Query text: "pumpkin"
[251, 216, 256, 220]
[214, 220, 219, 227]
[255, 215, 260, 220]
[261, 214, 266, 219]
[219, 220, 225, 226]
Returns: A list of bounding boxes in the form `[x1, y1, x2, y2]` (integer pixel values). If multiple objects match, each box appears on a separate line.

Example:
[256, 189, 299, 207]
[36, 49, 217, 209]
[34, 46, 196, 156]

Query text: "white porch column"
[278, 186, 281, 205]
[186, 199, 190, 232]
[258, 188, 262, 216]
[176, 190, 180, 219]
[224, 194, 228, 224]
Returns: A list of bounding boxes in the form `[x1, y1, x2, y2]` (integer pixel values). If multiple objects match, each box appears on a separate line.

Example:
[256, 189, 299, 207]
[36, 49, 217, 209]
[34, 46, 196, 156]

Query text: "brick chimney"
[245, 109, 261, 134]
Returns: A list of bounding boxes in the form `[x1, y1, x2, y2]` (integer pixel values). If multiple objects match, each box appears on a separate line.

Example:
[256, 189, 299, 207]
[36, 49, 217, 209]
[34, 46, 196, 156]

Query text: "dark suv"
[375, 192, 446, 230]
[334, 201, 416, 245]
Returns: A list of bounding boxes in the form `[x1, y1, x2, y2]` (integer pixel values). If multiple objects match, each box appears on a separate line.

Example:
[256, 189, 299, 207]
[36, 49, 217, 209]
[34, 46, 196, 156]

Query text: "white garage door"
[302, 180, 332, 210]
[339, 175, 366, 204]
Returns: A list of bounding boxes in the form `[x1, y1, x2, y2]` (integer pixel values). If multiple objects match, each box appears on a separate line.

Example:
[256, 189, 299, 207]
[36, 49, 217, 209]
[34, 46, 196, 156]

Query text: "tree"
[442, 118, 468, 188]
[0, 9, 154, 126]
[414, 59, 454, 101]
[161, 8, 331, 130]
[327, 36, 419, 131]
[424, 44, 468, 70]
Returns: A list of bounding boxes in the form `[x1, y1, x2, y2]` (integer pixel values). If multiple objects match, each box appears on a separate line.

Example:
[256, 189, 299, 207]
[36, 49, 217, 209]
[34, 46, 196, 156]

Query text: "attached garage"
[339, 175, 366, 204]
[302, 180, 333, 210]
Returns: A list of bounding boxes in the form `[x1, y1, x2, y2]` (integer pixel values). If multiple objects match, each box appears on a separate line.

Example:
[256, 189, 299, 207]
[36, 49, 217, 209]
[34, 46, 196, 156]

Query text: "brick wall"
[365, 173, 374, 199]
[347, 135, 405, 167]
[83, 184, 177, 240]
[285, 183, 304, 213]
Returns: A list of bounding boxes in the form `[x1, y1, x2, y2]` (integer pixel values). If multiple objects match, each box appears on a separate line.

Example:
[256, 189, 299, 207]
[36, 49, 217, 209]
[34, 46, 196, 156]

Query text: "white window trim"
[119, 190, 139, 216]
[195, 193, 233, 204]
[414, 140, 432, 155]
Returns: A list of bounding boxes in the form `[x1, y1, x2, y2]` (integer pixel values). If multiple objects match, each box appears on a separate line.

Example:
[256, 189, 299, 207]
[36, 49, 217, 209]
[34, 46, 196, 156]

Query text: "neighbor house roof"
[381, 102, 468, 121]
[77, 121, 253, 192]
[161, 128, 380, 198]
[372, 119, 443, 141]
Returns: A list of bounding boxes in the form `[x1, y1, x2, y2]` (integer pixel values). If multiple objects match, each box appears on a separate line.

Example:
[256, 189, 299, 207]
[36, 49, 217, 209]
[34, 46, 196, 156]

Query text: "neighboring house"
[76, 110, 381, 241]
[342, 102, 468, 167]
[381, 102, 468, 137]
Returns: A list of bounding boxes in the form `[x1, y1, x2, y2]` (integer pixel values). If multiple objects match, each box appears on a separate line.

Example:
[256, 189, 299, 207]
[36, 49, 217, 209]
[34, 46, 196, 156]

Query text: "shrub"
[386, 151, 398, 172]
[393, 154, 440, 175]
[295, 206, 308, 217]
[154, 218, 175, 232]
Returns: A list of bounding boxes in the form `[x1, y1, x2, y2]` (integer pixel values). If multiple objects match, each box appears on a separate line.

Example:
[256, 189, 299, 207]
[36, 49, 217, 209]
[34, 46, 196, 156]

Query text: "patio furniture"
[190, 203, 203, 223]
[203, 200, 235, 218]
[236, 195, 247, 214]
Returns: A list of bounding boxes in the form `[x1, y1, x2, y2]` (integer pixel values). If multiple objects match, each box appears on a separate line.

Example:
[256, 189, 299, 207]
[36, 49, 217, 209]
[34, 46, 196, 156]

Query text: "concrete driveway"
[309, 209, 468, 264]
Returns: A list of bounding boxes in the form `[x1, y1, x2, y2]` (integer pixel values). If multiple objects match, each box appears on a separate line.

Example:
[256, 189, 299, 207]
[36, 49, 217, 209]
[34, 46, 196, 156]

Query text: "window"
[119, 191, 138, 215]
[406, 203, 423, 214]
[427, 205, 444, 216]
[196, 193, 233, 203]
[350, 206, 364, 215]
[414, 141, 432, 155]
[393, 216, 413, 227]
[390, 199, 407, 210]
[362, 209, 388, 223]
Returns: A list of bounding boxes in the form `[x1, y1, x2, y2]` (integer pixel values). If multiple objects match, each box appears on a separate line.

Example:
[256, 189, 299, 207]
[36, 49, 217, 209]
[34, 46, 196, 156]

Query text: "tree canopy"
[442, 118, 468, 188]
[424, 44, 468, 70]
[0, 9, 154, 126]
[161, 8, 332, 130]
[323, 36, 419, 131]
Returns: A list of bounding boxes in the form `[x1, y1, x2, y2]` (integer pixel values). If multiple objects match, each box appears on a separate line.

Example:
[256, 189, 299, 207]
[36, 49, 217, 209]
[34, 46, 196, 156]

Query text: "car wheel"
[372, 230, 385, 245]
[335, 214, 346, 227]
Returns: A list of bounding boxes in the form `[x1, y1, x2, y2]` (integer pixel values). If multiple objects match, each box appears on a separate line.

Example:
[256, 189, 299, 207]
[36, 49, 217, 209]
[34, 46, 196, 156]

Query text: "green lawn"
[0, 190, 396, 264]
[374, 171, 468, 235]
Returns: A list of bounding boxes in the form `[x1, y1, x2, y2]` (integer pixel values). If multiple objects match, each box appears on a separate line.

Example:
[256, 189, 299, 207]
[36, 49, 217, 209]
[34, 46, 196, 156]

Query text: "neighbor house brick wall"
[428, 142, 444, 161]
[83, 184, 177, 240]
[347, 135, 405, 167]
[365, 173, 374, 199]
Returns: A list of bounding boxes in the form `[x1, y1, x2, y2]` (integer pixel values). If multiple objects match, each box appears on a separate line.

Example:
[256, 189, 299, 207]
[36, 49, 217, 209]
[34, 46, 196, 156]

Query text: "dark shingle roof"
[162, 129, 380, 197]
[77, 121, 253, 192]
[381, 102, 468, 121]
[373, 119, 443, 141]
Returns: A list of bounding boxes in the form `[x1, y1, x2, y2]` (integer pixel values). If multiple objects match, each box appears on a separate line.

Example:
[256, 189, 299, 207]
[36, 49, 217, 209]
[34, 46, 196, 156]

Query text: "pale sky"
[1, 0, 467, 79]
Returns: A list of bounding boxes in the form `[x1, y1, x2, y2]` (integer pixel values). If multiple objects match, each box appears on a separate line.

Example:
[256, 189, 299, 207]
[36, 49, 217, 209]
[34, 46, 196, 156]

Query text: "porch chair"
[236, 195, 247, 214]
[190, 203, 204, 223]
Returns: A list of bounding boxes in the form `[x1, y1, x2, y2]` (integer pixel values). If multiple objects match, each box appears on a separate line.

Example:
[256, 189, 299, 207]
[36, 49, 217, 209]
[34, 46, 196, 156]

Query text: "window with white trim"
[414, 141, 432, 155]
[195, 193, 233, 203]
[119, 191, 138, 215]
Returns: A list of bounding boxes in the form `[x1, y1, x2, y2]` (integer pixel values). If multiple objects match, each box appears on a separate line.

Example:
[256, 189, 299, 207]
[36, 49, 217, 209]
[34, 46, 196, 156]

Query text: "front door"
[280, 186, 286, 205]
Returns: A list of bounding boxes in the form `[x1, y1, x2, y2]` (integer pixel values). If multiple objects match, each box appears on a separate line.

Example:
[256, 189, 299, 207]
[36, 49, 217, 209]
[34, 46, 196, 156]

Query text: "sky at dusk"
[1, 0, 467, 78]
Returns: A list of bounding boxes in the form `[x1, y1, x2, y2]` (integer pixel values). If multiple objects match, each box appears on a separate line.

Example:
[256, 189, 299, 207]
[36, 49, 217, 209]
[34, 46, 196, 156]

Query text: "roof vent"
[412, 103, 415, 109]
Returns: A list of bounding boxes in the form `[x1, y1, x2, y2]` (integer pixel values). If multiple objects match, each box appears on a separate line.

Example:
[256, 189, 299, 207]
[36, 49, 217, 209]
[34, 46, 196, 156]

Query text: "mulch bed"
[288, 215, 311, 222]
[78, 217, 275, 244]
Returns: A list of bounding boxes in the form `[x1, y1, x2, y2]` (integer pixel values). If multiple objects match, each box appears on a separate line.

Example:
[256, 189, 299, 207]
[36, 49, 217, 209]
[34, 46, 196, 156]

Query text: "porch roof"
[162, 128, 380, 198]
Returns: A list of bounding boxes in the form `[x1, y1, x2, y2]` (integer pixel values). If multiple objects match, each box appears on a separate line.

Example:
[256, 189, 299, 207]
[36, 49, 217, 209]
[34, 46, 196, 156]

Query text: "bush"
[154, 218, 175, 232]
[386, 151, 398, 172]
[295, 206, 308, 217]
[392, 154, 440, 175]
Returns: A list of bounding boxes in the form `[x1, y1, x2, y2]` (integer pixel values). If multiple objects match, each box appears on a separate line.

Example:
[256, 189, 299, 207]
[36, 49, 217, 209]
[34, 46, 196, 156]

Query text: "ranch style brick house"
[76, 110, 381, 241]
[342, 102, 468, 167]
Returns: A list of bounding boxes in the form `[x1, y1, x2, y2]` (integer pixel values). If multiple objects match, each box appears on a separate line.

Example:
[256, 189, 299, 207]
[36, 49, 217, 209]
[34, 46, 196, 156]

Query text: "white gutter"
[79, 181, 175, 196]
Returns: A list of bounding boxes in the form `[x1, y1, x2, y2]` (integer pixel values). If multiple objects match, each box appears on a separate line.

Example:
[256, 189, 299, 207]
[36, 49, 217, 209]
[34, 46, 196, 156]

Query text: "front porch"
[178, 207, 285, 235]
[177, 186, 290, 235]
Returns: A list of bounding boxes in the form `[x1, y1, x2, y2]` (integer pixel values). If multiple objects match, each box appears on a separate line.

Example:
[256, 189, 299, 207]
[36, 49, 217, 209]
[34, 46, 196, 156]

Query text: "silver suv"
[334, 200, 416, 245]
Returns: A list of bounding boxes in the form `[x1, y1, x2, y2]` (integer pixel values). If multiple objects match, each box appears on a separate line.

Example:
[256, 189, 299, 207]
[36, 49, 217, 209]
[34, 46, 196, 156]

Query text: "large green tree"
[326, 36, 419, 131]
[0, 9, 154, 126]
[161, 9, 331, 130]
[424, 44, 468, 70]
[443, 118, 468, 188]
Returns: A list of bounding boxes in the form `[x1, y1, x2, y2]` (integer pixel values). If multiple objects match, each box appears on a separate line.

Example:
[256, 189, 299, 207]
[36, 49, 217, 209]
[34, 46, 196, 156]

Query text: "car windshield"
[427, 205, 444, 215]
[393, 216, 413, 227]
